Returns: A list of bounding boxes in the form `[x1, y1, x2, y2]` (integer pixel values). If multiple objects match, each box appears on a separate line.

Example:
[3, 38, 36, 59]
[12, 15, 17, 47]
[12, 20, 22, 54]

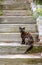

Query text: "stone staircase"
[0, 0, 41, 65]
[0, 0, 30, 10]
[0, 16, 36, 24]
[0, 56, 41, 65]
[0, 24, 38, 42]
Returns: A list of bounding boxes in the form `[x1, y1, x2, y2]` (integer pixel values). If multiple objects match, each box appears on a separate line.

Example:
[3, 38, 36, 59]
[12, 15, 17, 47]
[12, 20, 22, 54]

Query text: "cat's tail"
[24, 45, 33, 54]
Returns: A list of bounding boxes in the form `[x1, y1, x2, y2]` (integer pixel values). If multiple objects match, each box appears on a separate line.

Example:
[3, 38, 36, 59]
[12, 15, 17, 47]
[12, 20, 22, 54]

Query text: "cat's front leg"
[21, 38, 25, 44]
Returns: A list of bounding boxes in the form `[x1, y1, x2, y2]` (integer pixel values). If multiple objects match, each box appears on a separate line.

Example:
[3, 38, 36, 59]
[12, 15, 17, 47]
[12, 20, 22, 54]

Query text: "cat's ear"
[23, 27, 25, 30]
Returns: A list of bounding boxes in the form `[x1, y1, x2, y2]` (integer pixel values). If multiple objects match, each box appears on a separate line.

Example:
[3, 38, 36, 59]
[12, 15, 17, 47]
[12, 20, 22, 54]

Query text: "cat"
[19, 27, 34, 54]
[19, 27, 34, 45]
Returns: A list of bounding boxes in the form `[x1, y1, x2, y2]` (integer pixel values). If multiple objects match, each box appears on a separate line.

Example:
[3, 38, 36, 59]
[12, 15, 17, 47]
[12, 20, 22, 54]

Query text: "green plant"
[33, 0, 42, 5]
[0, 0, 3, 1]
[0, 10, 3, 16]
[0, 0, 3, 4]
[36, 8, 42, 16]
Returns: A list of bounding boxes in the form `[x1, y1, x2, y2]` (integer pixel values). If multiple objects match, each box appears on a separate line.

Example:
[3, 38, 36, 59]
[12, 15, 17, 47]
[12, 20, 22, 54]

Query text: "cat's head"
[19, 27, 25, 32]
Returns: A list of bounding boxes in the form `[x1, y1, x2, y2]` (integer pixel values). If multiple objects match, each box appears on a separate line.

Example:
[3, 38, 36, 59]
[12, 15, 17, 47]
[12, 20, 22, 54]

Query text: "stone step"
[0, 57, 41, 65]
[0, 24, 37, 33]
[0, 1, 31, 10]
[0, 43, 41, 54]
[0, 43, 41, 46]
[0, 0, 27, 3]
[2, 10, 32, 16]
[0, 0, 29, 5]
[0, 55, 41, 59]
[0, 16, 36, 24]
[0, 33, 39, 42]
[0, 43, 29, 54]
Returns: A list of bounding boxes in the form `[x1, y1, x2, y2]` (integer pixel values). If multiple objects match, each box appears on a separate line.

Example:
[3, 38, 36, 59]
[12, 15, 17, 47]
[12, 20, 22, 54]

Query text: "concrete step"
[0, 55, 41, 59]
[0, 43, 41, 54]
[0, 43, 29, 54]
[0, 0, 28, 4]
[0, 0, 31, 10]
[0, 2, 31, 10]
[0, 16, 36, 24]
[0, 57, 41, 65]
[0, 0, 29, 5]
[0, 33, 39, 42]
[3, 10, 32, 16]
[0, 24, 37, 33]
